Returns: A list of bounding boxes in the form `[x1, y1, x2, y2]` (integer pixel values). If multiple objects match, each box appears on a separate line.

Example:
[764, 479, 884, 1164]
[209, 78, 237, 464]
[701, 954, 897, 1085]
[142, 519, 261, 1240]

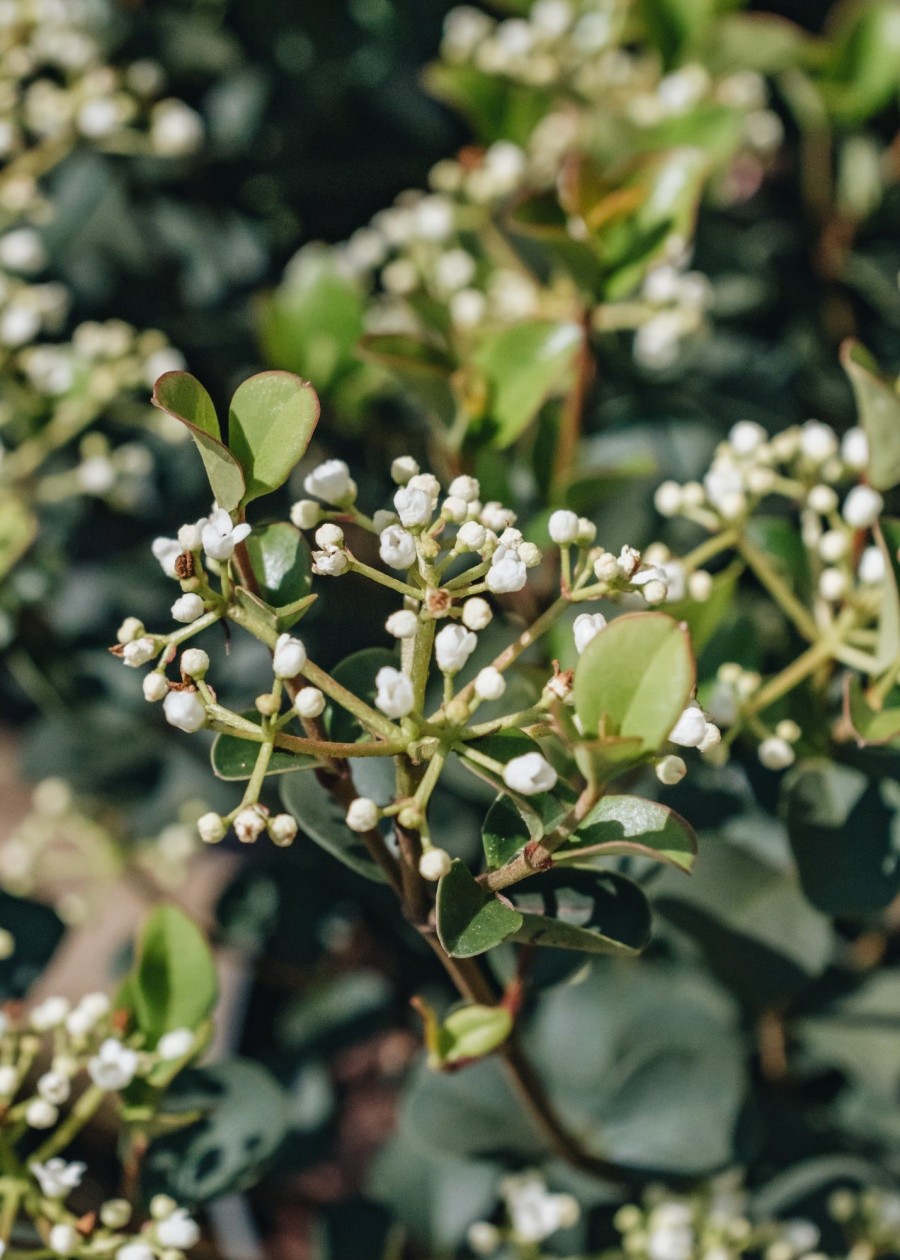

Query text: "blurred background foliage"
[7, 0, 900, 1258]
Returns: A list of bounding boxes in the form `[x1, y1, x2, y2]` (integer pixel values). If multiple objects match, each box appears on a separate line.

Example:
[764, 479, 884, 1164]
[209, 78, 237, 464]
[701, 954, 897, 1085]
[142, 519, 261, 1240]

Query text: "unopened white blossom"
[143, 673, 168, 702]
[346, 798, 379, 832]
[375, 667, 415, 718]
[656, 755, 687, 785]
[457, 520, 487, 551]
[269, 814, 299, 846]
[842, 485, 883, 529]
[197, 813, 227, 844]
[234, 806, 268, 844]
[758, 737, 795, 770]
[157, 1028, 195, 1061]
[304, 459, 354, 505]
[88, 1039, 139, 1091]
[419, 848, 452, 881]
[155, 1209, 201, 1250]
[273, 633, 307, 679]
[474, 667, 506, 701]
[394, 485, 433, 528]
[669, 703, 709, 748]
[841, 427, 869, 469]
[503, 752, 558, 795]
[462, 598, 492, 630]
[294, 687, 326, 718]
[380, 525, 417, 570]
[48, 1224, 79, 1255]
[163, 690, 206, 733]
[573, 612, 607, 654]
[171, 593, 204, 624]
[386, 610, 419, 639]
[290, 499, 321, 530]
[486, 547, 527, 593]
[435, 624, 477, 673]
[123, 637, 157, 668]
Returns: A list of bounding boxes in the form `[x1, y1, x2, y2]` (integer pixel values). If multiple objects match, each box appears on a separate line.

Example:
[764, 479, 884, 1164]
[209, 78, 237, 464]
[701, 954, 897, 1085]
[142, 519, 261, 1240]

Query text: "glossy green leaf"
[507, 869, 652, 955]
[280, 771, 389, 883]
[228, 371, 319, 504]
[844, 676, 900, 746]
[257, 257, 365, 390]
[357, 333, 457, 425]
[482, 793, 541, 869]
[436, 859, 523, 958]
[841, 340, 900, 491]
[211, 712, 319, 781]
[438, 1005, 514, 1065]
[573, 613, 695, 752]
[637, 0, 719, 63]
[782, 759, 900, 915]
[326, 648, 398, 746]
[152, 372, 245, 512]
[243, 522, 313, 607]
[127, 906, 218, 1044]
[472, 321, 583, 448]
[557, 794, 697, 873]
[819, 1, 900, 124]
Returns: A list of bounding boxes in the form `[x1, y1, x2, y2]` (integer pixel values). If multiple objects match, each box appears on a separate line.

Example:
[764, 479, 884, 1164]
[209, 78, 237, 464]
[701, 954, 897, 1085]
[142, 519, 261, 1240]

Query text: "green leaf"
[472, 321, 583, 449]
[436, 859, 523, 958]
[707, 13, 806, 75]
[558, 794, 697, 873]
[482, 793, 541, 869]
[573, 613, 695, 752]
[782, 759, 900, 915]
[841, 340, 900, 491]
[637, 0, 719, 64]
[257, 255, 365, 390]
[438, 1005, 514, 1065]
[662, 562, 742, 656]
[152, 372, 245, 512]
[844, 675, 900, 746]
[243, 522, 313, 607]
[211, 712, 319, 781]
[819, 0, 900, 124]
[280, 771, 389, 883]
[875, 519, 900, 673]
[128, 906, 218, 1044]
[227, 371, 320, 504]
[357, 333, 457, 426]
[144, 1059, 288, 1203]
[326, 648, 398, 746]
[507, 869, 652, 955]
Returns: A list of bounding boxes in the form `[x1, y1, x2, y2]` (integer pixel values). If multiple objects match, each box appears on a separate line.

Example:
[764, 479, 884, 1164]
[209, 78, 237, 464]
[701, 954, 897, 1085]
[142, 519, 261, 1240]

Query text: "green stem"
[679, 528, 739, 572]
[738, 536, 819, 642]
[451, 595, 570, 711]
[348, 557, 422, 600]
[30, 1085, 106, 1164]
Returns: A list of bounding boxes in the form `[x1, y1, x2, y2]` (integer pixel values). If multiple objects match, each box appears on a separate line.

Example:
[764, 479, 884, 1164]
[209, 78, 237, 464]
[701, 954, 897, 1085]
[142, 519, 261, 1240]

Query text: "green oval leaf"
[439, 1005, 514, 1065]
[844, 675, 900, 747]
[127, 906, 218, 1044]
[436, 859, 523, 958]
[557, 794, 697, 873]
[243, 521, 312, 607]
[357, 333, 457, 425]
[507, 868, 651, 955]
[152, 372, 246, 512]
[841, 340, 900, 492]
[472, 320, 583, 449]
[280, 771, 389, 883]
[211, 712, 319, 781]
[228, 371, 320, 504]
[573, 612, 695, 751]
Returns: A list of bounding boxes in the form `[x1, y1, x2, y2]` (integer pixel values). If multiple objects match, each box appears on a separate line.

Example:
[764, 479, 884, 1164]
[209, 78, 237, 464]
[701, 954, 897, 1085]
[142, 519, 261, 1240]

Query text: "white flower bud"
[391, 455, 420, 484]
[800, 421, 838, 462]
[747, 467, 776, 495]
[419, 848, 452, 881]
[290, 499, 321, 530]
[474, 667, 506, 701]
[435, 624, 477, 673]
[31, 997, 69, 1031]
[0, 1067, 17, 1095]
[503, 752, 558, 796]
[480, 502, 516, 532]
[26, 1099, 58, 1129]
[842, 485, 883, 529]
[273, 633, 307, 679]
[157, 1028, 195, 1061]
[641, 579, 668, 604]
[859, 545, 885, 584]
[457, 520, 487, 551]
[669, 704, 708, 748]
[729, 420, 767, 454]
[687, 570, 713, 601]
[394, 486, 433, 528]
[576, 519, 597, 546]
[163, 690, 206, 733]
[617, 545, 641, 578]
[462, 598, 492, 630]
[37, 1072, 70, 1105]
[442, 495, 469, 523]
[758, 737, 795, 770]
[312, 546, 350, 576]
[698, 723, 721, 752]
[807, 484, 838, 515]
[593, 552, 619, 581]
[519, 541, 542, 567]
[654, 481, 683, 516]
[304, 459, 354, 505]
[380, 524, 417, 570]
[372, 510, 398, 532]
[386, 610, 419, 639]
[197, 812, 227, 844]
[841, 427, 869, 470]
[548, 509, 580, 545]
[486, 549, 527, 594]
[123, 636, 157, 667]
[655, 755, 687, 785]
[269, 814, 299, 846]
[101, 1200, 133, 1230]
[449, 475, 480, 502]
[234, 807, 268, 844]
[48, 1224, 79, 1255]
[573, 612, 607, 654]
[155, 1210, 200, 1250]
[181, 648, 209, 678]
[150, 1195, 177, 1220]
[818, 529, 848, 563]
[116, 616, 145, 644]
[818, 568, 847, 602]
[375, 667, 415, 718]
[315, 523, 344, 549]
[171, 593, 205, 624]
[776, 719, 802, 742]
[346, 798, 379, 832]
[294, 687, 326, 718]
[177, 522, 202, 551]
[150, 99, 203, 155]
[143, 673, 168, 702]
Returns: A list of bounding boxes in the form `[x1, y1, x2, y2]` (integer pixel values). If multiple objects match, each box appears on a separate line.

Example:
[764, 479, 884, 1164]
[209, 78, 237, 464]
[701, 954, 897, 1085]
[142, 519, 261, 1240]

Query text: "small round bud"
[171, 593, 205, 624]
[233, 806, 268, 844]
[448, 475, 480, 502]
[157, 1028, 195, 1061]
[656, 755, 687, 786]
[669, 704, 708, 748]
[397, 803, 424, 829]
[100, 1200, 132, 1229]
[775, 719, 801, 743]
[294, 687, 326, 718]
[197, 812, 227, 844]
[518, 541, 542, 567]
[177, 523, 202, 551]
[181, 648, 209, 678]
[841, 427, 869, 470]
[467, 1222, 502, 1256]
[503, 752, 558, 796]
[143, 673, 168, 702]
[654, 481, 683, 516]
[442, 495, 468, 523]
[255, 693, 280, 717]
[163, 690, 206, 733]
[688, 570, 713, 601]
[462, 598, 492, 630]
[800, 421, 838, 463]
[818, 568, 847, 602]
[548, 509, 580, 545]
[698, 723, 721, 752]
[116, 616, 145, 644]
[386, 609, 419, 638]
[859, 546, 885, 584]
[729, 420, 767, 454]
[576, 518, 597, 546]
[273, 633, 307, 680]
[457, 520, 487, 551]
[391, 455, 420, 485]
[758, 737, 795, 770]
[315, 523, 344, 549]
[593, 552, 619, 582]
[842, 485, 883, 529]
[807, 484, 838, 515]
[290, 499, 321, 530]
[123, 636, 158, 668]
[435, 624, 478, 674]
[419, 848, 452, 881]
[474, 667, 506, 701]
[269, 814, 299, 846]
[346, 798, 379, 833]
[640, 579, 668, 604]
[818, 530, 848, 563]
[573, 612, 607, 654]
[304, 459, 354, 505]
[746, 466, 776, 495]
[26, 1098, 58, 1129]
[150, 1195, 178, 1220]
[48, 1224, 78, 1255]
